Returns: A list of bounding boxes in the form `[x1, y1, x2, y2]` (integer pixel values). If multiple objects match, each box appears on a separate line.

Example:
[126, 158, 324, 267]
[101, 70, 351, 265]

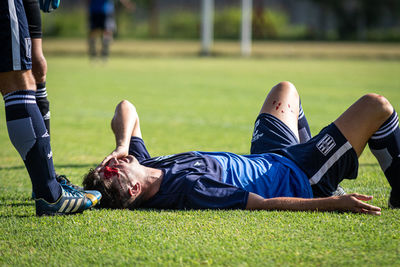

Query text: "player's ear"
[128, 182, 141, 197]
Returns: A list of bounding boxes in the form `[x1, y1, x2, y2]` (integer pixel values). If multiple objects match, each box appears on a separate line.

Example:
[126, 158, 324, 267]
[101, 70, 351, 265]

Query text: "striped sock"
[368, 111, 400, 196]
[35, 82, 50, 134]
[4, 90, 61, 202]
[298, 102, 312, 143]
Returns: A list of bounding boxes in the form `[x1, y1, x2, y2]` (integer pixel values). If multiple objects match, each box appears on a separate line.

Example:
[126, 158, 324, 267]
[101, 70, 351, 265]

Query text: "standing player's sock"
[298, 102, 312, 143]
[4, 90, 61, 202]
[89, 37, 96, 58]
[35, 82, 50, 134]
[368, 110, 400, 207]
[101, 36, 111, 59]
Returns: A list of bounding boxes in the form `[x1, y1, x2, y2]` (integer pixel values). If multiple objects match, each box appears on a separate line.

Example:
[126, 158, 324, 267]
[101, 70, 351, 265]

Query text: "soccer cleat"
[56, 174, 84, 191]
[388, 190, 400, 209]
[35, 184, 101, 216]
[32, 174, 84, 199]
[331, 185, 346, 196]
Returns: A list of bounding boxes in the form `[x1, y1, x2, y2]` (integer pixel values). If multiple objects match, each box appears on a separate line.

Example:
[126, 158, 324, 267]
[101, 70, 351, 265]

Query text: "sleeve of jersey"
[186, 176, 249, 210]
[129, 137, 151, 162]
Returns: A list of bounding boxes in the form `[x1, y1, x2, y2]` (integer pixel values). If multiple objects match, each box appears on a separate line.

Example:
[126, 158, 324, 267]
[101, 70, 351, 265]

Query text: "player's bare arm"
[245, 193, 381, 215]
[97, 100, 141, 169]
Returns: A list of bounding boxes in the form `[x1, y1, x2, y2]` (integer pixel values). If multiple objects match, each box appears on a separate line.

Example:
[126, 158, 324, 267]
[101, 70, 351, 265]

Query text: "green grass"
[1, 51, 400, 265]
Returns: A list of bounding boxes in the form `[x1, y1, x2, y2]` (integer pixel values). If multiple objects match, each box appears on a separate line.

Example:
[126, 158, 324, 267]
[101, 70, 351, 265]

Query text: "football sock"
[35, 82, 50, 135]
[101, 36, 111, 58]
[298, 102, 312, 143]
[89, 37, 96, 58]
[4, 90, 61, 202]
[368, 110, 400, 196]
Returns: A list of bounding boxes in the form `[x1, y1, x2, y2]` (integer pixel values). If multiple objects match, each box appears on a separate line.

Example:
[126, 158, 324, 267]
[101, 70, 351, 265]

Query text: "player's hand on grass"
[335, 193, 381, 215]
[96, 145, 129, 171]
[39, 0, 60, 12]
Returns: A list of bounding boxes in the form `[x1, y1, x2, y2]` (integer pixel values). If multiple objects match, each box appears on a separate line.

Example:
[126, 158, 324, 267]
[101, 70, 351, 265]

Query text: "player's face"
[97, 155, 140, 198]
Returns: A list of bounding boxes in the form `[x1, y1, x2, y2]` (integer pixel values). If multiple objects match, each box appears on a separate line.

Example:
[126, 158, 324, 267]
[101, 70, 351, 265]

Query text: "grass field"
[1, 41, 400, 266]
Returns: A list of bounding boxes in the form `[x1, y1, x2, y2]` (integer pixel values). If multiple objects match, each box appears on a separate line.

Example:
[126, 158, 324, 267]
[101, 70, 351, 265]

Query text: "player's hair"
[83, 169, 143, 209]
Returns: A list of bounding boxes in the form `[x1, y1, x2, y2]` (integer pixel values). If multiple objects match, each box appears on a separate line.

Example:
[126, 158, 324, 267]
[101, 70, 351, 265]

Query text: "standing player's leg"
[1, 0, 100, 215]
[334, 94, 400, 208]
[23, 0, 50, 134]
[101, 14, 116, 60]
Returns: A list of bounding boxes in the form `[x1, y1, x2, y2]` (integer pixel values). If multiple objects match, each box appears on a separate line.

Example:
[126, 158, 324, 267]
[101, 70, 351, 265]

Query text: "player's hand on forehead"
[95, 146, 129, 172]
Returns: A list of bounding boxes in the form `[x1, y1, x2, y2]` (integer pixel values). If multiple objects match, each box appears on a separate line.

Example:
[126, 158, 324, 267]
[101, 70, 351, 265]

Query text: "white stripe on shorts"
[8, 0, 21, 70]
[309, 141, 352, 185]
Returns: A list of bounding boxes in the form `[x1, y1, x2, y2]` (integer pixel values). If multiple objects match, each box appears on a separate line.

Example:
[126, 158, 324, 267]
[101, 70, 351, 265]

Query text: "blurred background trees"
[43, 0, 400, 41]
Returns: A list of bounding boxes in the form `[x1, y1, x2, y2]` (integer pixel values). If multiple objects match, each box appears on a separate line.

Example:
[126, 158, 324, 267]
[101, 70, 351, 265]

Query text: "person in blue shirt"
[83, 81, 400, 215]
[88, 0, 134, 60]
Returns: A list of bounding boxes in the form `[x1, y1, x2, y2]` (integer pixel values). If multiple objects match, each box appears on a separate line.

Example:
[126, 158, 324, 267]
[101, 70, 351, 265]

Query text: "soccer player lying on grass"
[83, 81, 400, 215]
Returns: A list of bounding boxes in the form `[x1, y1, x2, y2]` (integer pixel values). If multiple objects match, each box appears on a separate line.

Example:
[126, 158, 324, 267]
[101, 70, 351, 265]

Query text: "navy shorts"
[0, 0, 32, 72]
[250, 113, 359, 197]
[89, 13, 116, 32]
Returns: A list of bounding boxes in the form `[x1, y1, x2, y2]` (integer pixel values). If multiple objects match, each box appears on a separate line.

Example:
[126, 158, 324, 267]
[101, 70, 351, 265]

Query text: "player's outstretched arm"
[246, 193, 381, 215]
[96, 100, 140, 170]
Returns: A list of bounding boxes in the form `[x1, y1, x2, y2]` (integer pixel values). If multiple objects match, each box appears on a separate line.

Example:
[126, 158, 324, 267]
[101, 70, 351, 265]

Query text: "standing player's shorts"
[250, 113, 359, 197]
[23, 0, 42, 38]
[89, 13, 116, 32]
[0, 0, 32, 72]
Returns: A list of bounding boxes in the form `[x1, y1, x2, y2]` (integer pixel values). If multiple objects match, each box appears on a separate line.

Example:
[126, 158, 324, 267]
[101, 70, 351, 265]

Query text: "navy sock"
[298, 102, 312, 143]
[4, 90, 61, 202]
[368, 111, 400, 195]
[35, 82, 50, 135]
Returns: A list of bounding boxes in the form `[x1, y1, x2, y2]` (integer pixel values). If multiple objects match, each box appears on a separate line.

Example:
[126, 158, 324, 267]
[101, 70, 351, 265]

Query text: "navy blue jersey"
[128, 137, 312, 210]
[198, 151, 313, 199]
[89, 0, 114, 14]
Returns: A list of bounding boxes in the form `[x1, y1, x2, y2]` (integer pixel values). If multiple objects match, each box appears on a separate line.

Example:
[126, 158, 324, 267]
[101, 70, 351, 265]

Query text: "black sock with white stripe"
[35, 82, 50, 135]
[368, 111, 400, 202]
[298, 102, 312, 143]
[4, 90, 61, 202]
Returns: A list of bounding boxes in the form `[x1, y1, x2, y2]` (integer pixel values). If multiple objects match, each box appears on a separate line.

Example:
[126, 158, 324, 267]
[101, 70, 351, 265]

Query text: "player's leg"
[1, 0, 99, 215]
[101, 29, 112, 59]
[298, 100, 312, 143]
[258, 81, 301, 139]
[334, 94, 400, 207]
[88, 12, 100, 58]
[31, 38, 51, 134]
[23, 0, 51, 134]
[101, 14, 116, 59]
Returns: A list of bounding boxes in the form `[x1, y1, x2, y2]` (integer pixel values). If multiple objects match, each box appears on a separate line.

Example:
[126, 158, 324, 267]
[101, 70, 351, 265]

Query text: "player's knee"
[362, 93, 393, 117]
[272, 81, 299, 98]
[119, 99, 137, 113]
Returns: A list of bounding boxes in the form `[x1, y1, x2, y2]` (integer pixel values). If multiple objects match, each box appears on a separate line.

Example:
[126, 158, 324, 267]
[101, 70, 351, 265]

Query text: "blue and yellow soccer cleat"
[35, 184, 101, 216]
[32, 174, 84, 199]
[56, 174, 84, 191]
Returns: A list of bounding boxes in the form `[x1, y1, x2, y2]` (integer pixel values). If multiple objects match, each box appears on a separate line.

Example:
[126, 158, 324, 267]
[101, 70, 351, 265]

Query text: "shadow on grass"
[0, 214, 32, 218]
[0, 202, 34, 207]
[0, 163, 96, 171]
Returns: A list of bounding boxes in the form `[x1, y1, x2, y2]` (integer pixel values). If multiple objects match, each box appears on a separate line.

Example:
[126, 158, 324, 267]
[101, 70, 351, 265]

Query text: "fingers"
[351, 194, 381, 215]
[95, 155, 113, 171]
[351, 193, 373, 201]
